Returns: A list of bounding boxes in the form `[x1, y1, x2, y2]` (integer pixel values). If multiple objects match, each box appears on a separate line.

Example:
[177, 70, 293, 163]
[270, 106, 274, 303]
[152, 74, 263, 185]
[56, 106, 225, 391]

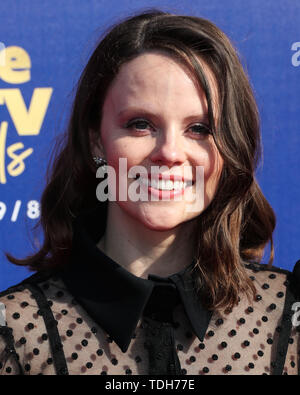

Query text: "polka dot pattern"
[0, 264, 299, 375]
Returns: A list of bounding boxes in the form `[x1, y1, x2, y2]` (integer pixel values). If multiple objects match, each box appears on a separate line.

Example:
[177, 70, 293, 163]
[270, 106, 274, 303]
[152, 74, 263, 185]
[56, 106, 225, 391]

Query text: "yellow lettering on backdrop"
[0, 121, 8, 184]
[0, 121, 34, 184]
[0, 46, 31, 84]
[0, 46, 53, 183]
[7, 142, 33, 177]
[0, 88, 53, 135]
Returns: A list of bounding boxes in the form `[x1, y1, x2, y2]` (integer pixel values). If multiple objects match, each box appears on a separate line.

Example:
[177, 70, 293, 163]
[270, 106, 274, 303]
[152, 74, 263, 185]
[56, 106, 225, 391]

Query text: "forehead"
[104, 52, 219, 116]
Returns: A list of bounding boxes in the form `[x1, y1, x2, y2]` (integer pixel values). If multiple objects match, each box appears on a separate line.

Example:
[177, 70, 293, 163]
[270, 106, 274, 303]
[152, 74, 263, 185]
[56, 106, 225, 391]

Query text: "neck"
[96, 202, 198, 279]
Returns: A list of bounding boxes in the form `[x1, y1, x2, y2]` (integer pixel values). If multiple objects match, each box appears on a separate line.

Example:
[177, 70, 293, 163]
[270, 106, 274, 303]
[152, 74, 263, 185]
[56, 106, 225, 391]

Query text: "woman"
[0, 10, 299, 375]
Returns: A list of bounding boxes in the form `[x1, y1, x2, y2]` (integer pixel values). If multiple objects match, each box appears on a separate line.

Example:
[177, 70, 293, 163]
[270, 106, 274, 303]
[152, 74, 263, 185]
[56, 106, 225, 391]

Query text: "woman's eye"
[124, 119, 211, 137]
[189, 123, 211, 137]
[125, 119, 152, 131]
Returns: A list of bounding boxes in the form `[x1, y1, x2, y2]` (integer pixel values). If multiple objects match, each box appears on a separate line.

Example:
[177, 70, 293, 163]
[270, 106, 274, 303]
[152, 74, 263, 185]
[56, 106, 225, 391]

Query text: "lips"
[134, 173, 194, 196]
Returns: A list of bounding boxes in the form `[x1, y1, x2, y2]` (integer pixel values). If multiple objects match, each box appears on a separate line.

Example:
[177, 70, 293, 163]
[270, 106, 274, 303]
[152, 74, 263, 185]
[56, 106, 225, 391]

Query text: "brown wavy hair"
[7, 10, 276, 311]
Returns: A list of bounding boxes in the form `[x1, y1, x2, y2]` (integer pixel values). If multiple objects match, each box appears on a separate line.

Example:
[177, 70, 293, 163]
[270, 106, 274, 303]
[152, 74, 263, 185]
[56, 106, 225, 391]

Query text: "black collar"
[60, 203, 213, 352]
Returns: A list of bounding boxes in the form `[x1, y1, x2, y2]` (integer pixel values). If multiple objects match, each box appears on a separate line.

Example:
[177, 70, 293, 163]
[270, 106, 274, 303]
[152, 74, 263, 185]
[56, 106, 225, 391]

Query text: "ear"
[89, 128, 105, 158]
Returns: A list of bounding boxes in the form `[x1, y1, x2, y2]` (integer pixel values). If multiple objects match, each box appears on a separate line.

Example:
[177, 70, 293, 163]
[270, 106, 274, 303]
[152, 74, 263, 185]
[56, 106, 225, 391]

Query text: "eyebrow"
[117, 107, 209, 124]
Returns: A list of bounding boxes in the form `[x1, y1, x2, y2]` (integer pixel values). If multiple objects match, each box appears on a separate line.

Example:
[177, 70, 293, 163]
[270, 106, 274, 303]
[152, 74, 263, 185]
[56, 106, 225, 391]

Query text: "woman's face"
[97, 52, 223, 230]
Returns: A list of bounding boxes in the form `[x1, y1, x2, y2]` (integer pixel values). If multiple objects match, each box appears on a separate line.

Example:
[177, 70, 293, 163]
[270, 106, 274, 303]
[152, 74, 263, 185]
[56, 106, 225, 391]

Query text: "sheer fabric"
[0, 262, 299, 375]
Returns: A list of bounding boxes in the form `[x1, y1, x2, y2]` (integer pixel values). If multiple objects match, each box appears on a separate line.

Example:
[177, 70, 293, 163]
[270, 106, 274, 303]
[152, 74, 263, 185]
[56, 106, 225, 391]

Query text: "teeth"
[138, 177, 189, 190]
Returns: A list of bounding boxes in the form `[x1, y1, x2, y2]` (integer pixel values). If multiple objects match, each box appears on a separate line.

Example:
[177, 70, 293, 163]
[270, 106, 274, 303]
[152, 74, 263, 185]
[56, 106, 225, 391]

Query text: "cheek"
[197, 142, 223, 192]
[205, 156, 223, 198]
[103, 138, 147, 175]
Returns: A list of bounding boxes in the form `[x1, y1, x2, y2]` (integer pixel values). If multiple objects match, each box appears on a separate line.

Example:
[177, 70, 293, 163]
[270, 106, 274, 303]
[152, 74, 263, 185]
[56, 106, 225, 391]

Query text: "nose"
[149, 128, 186, 167]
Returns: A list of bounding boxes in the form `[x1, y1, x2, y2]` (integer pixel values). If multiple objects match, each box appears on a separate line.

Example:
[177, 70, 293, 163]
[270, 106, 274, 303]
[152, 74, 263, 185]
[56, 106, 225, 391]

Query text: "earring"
[93, 156, 107, 167]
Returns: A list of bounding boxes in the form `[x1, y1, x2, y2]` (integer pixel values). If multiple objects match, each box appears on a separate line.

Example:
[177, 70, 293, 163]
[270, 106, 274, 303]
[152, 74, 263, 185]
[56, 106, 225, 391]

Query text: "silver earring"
[93, 156, 107, 167]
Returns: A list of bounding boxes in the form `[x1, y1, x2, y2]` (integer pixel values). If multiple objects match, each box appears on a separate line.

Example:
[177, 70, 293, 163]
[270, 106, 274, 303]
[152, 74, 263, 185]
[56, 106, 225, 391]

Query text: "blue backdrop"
[0, 0, 299, 291]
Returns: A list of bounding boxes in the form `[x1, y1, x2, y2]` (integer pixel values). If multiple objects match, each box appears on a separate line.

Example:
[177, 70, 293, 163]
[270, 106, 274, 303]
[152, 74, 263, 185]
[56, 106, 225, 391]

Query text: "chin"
[120, 202, 199, 231]
[142, 220, 180, 232]
[138, 211, 190, 232]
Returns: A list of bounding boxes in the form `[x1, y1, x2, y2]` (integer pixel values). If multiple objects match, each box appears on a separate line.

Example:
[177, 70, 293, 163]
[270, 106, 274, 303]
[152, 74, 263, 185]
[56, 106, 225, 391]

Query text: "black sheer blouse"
[0, 205, 299, 375]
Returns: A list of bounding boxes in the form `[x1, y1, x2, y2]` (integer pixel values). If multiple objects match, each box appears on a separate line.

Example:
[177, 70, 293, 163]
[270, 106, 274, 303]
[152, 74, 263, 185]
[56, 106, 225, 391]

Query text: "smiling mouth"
[134, 174, 194, 191]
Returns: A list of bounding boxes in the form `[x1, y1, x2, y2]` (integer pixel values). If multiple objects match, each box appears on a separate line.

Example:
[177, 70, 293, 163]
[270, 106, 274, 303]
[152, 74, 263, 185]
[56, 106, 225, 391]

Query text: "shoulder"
[0, 270, 69, 375]
[0, 270, 54, 316]
[241, 260, 300, 375]
[244, 260, 300, 300]
[0, 270, 53, 340]
[0, 269, 72, 330]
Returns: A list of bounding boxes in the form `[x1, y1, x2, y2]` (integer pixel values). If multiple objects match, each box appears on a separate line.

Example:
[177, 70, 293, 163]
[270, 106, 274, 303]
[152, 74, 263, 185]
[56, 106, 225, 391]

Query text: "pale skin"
[91, 52, 223, 279]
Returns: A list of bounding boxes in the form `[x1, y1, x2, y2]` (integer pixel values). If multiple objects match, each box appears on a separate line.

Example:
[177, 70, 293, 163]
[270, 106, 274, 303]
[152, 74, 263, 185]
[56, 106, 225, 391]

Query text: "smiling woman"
[95, 51, 223, 276]
[0, 10, 299, 376]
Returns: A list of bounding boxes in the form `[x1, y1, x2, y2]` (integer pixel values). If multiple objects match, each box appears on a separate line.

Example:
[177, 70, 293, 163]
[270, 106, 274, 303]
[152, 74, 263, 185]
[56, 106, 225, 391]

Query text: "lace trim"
[0, 326, 24, 375]
[25, 283, 69, 375]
